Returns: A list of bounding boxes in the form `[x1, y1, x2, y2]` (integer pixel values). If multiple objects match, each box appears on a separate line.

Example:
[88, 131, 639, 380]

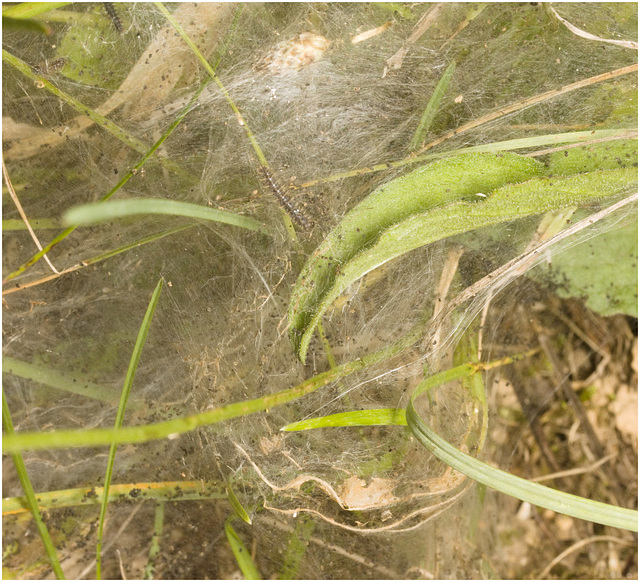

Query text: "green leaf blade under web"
[531, 213, 638, 317]
[290, 165, 635, 363]
[289, 152, 546, 362]
[282, 408, 407, 431]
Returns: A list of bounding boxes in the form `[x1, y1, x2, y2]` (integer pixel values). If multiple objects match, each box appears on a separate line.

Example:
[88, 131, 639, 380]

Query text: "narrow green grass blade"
[459, 130, 637, 155]
[2, 392, 66, 579]
[4, 225, 75, 283]
[63, 198, 268, 233]
[227, 482, 252, 524]
[224, 519, 261, 580]
[282, 408, 407, 431]
[409, 62, 456, 151]
[1, 361, 367, 452]
[407, 352, 638, 532]
[96, 278, 164, 578]
[77, 224, 194, 268]
[406, 399, 638, 531]
[3, 225, 194, 296]
[143, 502, 165, 580]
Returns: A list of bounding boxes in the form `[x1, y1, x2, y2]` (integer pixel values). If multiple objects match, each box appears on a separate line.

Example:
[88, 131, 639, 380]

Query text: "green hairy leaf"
[289, 151, 635, 362]
[289, 152, 545, 361]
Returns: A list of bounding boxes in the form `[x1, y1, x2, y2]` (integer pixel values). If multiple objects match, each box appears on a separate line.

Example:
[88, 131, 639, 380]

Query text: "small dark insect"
[259, 166, 313, 230]
[32, 57, 65, 76]
[103, 2, 123, 34]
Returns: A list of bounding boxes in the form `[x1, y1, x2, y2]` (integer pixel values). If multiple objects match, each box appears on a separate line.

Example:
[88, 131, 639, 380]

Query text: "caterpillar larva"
[103, 2, 123, 34]
[259, 166, 313, 230]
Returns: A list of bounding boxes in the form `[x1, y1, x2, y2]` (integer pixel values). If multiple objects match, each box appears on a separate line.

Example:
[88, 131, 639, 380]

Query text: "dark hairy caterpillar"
[259, 166, 314, 230]
[103, 2, 123, 34]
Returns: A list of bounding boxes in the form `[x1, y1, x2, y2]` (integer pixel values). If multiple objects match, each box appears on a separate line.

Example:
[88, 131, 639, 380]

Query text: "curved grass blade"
[63, 198, 269, 233]
[290, 164, 635, 362]
[406, 397, 638, 532]
[2, 392, 65, 579]
[225, 519, 262, 580]
[406, 349, 639, 532]
[96, 278, 164, 578]
[227, 481, 252, 525]
[409, 61, 456, 151]
[2, 16, 52, 35]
